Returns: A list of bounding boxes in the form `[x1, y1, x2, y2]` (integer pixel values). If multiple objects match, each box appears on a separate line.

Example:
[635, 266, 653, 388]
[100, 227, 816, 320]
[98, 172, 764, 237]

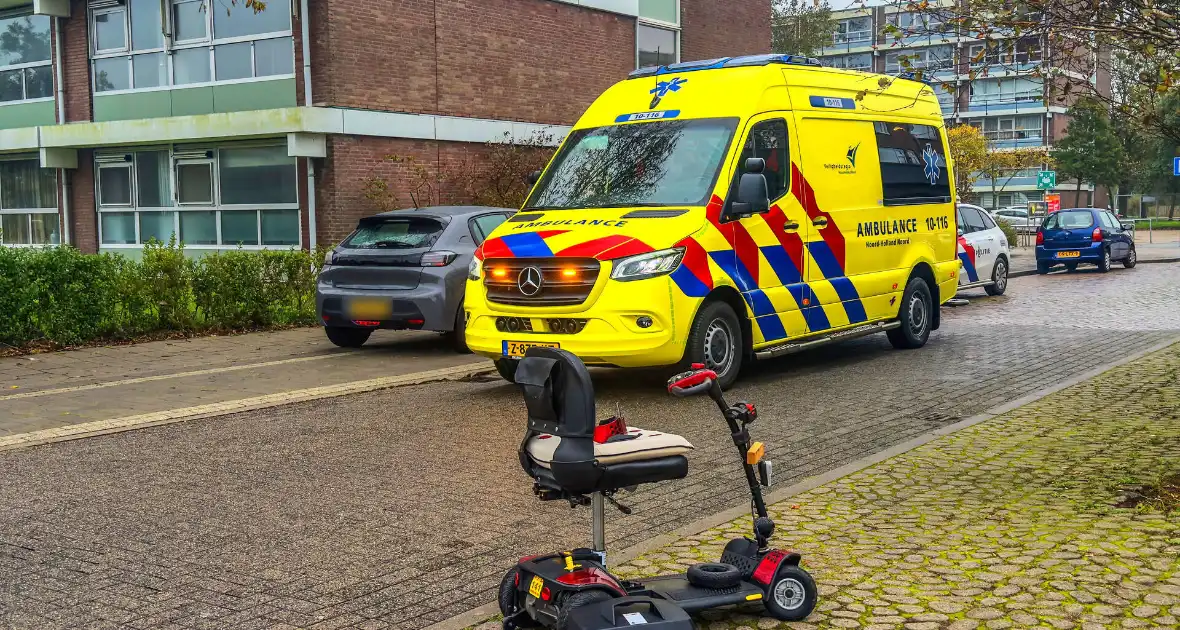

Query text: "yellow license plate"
[346, 298, 392, 319]
[1056, 251, 1081, 258]
[529, 575, 544, 598]
[504, 341, 560, 358]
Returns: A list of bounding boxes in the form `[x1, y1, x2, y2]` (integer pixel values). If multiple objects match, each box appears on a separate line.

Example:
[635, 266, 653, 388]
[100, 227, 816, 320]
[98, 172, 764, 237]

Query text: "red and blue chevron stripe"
[958, 235, 979, 282]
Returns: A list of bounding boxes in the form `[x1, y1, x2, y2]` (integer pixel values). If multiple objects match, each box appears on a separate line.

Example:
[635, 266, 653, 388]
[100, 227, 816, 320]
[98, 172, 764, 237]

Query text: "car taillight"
[1092, 227, 1103, 242]
[1035, 231, 1044, 245]
[421, 251, 458, 267]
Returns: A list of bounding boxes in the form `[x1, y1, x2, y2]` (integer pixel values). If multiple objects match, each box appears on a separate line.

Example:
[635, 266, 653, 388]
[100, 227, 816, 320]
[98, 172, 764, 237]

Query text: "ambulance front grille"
[484, 258, 601, 306]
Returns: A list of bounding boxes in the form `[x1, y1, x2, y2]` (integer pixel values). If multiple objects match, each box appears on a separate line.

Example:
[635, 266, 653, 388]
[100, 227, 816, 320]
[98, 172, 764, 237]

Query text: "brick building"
[816, 0, 1110, 211]
[0, 0, 770, 252]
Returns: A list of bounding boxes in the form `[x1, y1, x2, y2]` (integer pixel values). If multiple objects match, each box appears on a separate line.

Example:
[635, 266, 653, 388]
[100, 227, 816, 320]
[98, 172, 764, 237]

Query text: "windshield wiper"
[596, 202, 669, 208]
[370, 240, 416, 248]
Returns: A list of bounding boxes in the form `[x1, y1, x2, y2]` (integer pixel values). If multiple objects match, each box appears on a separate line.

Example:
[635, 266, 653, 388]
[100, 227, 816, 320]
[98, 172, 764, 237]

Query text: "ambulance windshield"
[526, 117, 739, 210]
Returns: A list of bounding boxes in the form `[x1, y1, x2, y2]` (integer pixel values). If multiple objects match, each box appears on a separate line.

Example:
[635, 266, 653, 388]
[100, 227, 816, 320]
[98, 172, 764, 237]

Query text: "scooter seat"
[526, 428, 694, 468]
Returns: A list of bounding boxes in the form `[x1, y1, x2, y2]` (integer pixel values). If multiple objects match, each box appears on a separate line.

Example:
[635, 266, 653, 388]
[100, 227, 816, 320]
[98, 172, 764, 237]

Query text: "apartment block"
[0, 0, 770, 251]
[816, 1, 1109, 210]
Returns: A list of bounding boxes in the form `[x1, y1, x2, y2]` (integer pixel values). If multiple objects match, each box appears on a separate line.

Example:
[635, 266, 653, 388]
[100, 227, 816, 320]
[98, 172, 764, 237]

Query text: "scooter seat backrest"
[515, 347, 596, 438]
[515, 348, 602, 494]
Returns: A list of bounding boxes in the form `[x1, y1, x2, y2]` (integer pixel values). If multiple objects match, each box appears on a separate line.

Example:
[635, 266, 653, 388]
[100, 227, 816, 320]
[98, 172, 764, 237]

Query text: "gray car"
[316, 206, 515, 350]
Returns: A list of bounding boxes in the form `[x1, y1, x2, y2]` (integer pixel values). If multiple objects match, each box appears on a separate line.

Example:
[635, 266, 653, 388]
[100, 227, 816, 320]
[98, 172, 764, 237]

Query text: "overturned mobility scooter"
[499, 348, 818, 630]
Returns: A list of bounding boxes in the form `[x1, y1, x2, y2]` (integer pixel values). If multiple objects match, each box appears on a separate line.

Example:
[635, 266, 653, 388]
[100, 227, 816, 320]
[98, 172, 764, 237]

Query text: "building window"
[90, 0, 295, 94]
[979, 114, 1043, 141]
[637, 23, 678, 69]
[96, 144, 300, 248]
[887, 11, 942, 34]
[969, 78, 1042, 107]
[0, 12, 53, 105]
[821, 53, 872, 71]
[0, 159, 59, 246]
[833, 17, 872, 44]
[885, 46, 952, 74]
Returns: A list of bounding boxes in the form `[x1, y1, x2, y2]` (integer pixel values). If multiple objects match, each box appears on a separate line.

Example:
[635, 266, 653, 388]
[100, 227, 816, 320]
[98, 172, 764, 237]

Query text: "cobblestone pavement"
[1, 268, 1179, 629]
[0, 328, 482, 436]
[613, 342, 1180, 630]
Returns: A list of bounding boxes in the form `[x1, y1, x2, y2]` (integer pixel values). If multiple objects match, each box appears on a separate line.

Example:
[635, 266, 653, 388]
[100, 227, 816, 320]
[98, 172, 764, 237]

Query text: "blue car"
[1035, 208, 1137, 274]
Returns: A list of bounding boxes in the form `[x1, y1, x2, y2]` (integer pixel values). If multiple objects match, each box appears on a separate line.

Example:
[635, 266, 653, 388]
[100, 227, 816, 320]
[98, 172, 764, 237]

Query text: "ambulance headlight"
[467, 257, 482, 281]
[610, 247, 685, 282]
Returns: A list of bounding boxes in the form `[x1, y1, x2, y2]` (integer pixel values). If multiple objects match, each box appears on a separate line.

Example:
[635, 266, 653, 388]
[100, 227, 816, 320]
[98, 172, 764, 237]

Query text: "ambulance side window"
[730, 119, 790, 202]
[875, 121, 952, 205]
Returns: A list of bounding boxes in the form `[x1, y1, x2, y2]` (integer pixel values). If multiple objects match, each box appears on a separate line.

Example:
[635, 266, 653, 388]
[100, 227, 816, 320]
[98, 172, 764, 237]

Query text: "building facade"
[0, 0, 770, 251]
[816, 1, 1109, 211]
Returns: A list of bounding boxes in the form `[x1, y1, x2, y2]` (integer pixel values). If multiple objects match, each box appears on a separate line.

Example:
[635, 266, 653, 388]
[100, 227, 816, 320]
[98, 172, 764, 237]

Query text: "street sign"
[1046, 193, 1061, 213]
[1037, 170, 1056, 189]
[1174, 157, 1179, 176]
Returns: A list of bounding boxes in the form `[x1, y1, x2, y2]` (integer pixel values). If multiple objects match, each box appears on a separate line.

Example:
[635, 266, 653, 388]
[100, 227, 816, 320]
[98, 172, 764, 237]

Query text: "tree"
[907, 0, 1180, 144]
[979, 145, 1052, 210]
[772, 0, 836, 57]
[947, 125, 989, 199]
[1050, 99, 1125, 206]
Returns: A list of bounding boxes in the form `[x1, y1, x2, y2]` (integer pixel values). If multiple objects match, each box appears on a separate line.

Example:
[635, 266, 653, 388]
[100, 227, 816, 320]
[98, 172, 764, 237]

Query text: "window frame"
[88, 0, 296, 95]
[0, 11, 55, 105]
[0, 157, 61, 247]
[635, 20, 680, 70]
[875, 120, 953, 207]
[95, 143, 302, 250]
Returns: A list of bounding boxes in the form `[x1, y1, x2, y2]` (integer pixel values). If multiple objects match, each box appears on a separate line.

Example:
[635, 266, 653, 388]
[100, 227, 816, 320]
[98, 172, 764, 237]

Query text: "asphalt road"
[2, 265, 1179, 630]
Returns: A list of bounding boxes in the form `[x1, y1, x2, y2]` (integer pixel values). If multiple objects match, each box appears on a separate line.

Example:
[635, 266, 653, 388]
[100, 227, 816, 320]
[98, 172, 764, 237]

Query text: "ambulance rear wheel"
[495, 359, 519, 384]
[682, 301, 743, 390]
[887, 277, 932, 350]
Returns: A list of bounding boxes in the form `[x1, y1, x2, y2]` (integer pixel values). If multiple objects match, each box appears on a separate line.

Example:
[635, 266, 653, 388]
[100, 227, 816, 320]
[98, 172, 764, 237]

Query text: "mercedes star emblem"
[518, 266, 543, 297]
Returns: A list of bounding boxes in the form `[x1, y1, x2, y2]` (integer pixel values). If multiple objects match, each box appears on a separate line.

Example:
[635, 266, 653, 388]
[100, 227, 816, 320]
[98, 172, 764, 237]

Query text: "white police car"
[955, 204, 1010, 296]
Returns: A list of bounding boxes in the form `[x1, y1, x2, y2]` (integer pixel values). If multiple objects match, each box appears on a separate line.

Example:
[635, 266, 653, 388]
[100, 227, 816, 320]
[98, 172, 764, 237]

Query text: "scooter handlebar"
[667, 365, 719, 398]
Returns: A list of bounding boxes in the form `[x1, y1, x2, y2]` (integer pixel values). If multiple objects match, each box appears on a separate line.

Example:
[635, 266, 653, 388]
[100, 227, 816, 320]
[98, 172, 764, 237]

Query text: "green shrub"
[994, 218, 1019, 247]
[0, 241, 319, 350]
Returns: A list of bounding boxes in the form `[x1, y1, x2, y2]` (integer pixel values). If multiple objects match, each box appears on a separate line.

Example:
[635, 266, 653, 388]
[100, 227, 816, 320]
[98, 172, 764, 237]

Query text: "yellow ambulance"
[465, 54, 958, 387]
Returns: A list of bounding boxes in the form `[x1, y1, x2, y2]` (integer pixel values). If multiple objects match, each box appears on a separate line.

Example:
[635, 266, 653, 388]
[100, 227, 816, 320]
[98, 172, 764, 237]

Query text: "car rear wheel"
[325, 327, 371, 348]
[1097, 247, 1112, 272]
[887, 277, 932, 350]
[1065, 263, 1078, 272]
[985, 258, 1008, 296]
[1036, 261, 1050, 275]
[1123, 247, 1137, 268]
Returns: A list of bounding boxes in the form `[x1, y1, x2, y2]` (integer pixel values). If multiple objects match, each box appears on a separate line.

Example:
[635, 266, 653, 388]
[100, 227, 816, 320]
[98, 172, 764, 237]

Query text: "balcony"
[964, 93, 1044, 114]
[833, 30, 873, 46]
[982, 129, 1045, 149]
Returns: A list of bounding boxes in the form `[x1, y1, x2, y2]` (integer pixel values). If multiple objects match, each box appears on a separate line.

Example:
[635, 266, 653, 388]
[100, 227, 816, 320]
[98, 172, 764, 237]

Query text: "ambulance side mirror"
[526, 170, 542, 188]
[727, 158, 770, 220]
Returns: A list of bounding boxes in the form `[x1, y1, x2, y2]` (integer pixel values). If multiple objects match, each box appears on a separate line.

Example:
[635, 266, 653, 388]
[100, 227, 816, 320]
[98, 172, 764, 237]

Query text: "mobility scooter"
[499, 348, 817, 630]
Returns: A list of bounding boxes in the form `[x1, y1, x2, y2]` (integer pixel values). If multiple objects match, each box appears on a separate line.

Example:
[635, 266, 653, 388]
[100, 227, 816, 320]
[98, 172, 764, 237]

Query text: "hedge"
[0, 239, 322, 350]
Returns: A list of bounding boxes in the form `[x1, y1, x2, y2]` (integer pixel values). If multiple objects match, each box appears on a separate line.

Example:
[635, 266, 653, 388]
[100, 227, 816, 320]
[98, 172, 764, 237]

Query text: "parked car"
[956, 204, 1010, 296]
[991, 206, 1035, 232]
[316, 207, 515, 349]
[1035, 208, 1137, 274]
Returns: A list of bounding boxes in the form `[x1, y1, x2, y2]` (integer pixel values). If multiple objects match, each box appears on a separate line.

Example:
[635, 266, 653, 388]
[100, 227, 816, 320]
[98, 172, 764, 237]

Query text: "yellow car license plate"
[504, 341, 560, 358]
[346, 297, 392, 319]
[1056, 251, 1081, 258]
[529, 575, 544, 598]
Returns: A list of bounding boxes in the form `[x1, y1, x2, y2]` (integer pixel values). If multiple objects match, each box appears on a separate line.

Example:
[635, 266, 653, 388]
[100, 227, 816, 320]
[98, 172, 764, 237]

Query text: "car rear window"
[1043, 210, 1094, 230]
[343, 217, 446, 249]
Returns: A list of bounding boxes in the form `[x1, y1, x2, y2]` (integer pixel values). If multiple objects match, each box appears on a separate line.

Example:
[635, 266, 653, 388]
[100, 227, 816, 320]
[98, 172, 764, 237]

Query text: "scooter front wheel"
[764, 565, 817, 621]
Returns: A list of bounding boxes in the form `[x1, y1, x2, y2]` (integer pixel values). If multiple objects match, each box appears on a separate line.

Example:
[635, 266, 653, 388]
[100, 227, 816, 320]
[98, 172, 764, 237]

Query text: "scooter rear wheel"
[557, 590, 614, 630]
[764, 565, 817, 621]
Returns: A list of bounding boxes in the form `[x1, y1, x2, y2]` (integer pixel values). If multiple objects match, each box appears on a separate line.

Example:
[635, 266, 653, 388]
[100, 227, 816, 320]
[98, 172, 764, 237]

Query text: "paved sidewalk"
[611, 344, 1180, 629]
[0, 328, 486, 437]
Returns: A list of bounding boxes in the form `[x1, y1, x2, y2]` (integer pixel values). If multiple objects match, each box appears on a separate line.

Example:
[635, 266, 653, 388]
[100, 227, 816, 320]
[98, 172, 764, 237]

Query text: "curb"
[1009, 255, 1180, 278]
[0, 361, 494, 453]
[425, 334, 1180, 630]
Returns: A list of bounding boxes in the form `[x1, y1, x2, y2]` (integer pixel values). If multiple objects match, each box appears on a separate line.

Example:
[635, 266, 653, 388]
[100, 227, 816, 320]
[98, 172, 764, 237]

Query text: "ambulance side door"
[722, 113, 812, 345]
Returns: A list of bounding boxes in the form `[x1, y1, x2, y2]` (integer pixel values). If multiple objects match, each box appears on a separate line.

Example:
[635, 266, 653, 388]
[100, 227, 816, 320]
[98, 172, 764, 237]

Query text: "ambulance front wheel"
[681, 300, 743, 390]
[495, 359, 519, 384]
[887, 277, 932, 350]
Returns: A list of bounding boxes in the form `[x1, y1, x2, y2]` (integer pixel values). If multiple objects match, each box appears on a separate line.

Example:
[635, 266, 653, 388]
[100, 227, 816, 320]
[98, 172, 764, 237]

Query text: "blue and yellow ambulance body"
[464, 54, 959, 387]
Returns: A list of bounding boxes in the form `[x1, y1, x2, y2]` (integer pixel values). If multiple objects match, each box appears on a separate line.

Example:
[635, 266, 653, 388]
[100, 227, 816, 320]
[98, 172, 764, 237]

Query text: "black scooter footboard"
[641, 575, 765, 613]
